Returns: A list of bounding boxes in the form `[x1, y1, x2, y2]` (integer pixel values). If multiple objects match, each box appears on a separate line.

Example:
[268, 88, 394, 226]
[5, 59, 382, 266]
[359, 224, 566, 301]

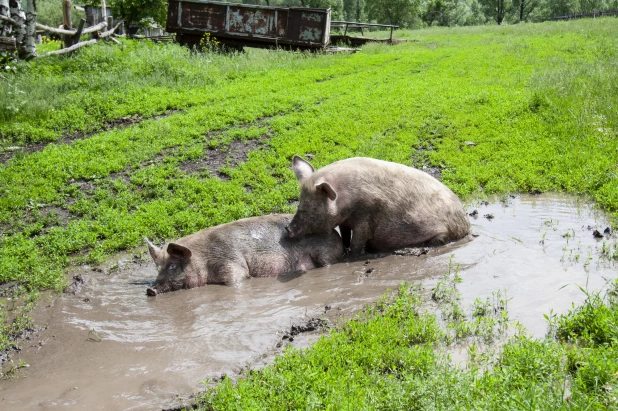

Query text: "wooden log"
[34, 20, 105, 36]
[45, 38, 96, 55]
[3, 15, 107, 36]
[0, 13, 19, 27]
[98, 20, 121, 38]
[44, 20, 121, 56]
[70, 18, 84, 46]
[0, 35, 16, 51]
[62, 0, 71, 47]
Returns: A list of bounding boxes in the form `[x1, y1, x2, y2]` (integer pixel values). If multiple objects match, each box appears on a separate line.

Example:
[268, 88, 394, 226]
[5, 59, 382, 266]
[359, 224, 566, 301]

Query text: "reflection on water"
[1, 194, 616, 410]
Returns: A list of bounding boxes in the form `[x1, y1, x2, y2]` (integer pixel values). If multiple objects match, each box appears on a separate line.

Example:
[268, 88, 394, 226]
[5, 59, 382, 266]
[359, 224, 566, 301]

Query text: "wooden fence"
[553, 9, 618, 21]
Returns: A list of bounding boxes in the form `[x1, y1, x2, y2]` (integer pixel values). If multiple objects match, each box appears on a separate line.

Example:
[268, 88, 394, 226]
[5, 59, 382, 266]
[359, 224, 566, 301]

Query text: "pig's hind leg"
[349, 221, 373, 256]
[312, 250, 336, 267]
[220, 262, 251, 287]
[339, 225, 352, 250]
[424, 231, 450, 247]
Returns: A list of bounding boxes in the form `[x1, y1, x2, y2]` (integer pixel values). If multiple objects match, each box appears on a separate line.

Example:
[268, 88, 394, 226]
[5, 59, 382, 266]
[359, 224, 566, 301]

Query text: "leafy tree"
[465, 0, 488, 24]
[343, 0, 366, 21]
[111, 0, 167, 26]
[478, 0, 511, 23]
[365, 0, 421, 26]
[543, 0, 580, 17]
[423, 0, 456, 25]
[579, 0, 606, 12]
[276, 0, 344, 19]
[514, 0, 539, 21]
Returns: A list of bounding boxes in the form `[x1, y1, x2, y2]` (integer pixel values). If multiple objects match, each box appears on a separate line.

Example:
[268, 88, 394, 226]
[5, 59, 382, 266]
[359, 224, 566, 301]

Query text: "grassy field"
[0, 17, 617, 391]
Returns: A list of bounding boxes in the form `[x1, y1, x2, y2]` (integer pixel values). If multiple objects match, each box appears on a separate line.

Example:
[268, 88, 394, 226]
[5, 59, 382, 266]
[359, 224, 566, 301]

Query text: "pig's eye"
[168, 263, 177, 270]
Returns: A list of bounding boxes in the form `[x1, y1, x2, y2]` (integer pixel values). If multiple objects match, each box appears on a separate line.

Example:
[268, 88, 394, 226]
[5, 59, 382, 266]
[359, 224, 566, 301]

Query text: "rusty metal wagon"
[166, 0, 331, 50]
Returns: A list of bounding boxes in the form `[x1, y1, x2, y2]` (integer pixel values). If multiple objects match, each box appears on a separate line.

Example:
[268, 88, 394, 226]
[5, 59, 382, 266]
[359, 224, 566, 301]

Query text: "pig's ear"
[167, 243, 192, 260]
[316, 182, 337, 201]
[292, 155, 314, 181]
[145, 237, 163, 264]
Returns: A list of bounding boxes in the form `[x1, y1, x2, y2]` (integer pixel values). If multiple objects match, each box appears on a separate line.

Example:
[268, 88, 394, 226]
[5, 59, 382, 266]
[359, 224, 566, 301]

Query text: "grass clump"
[0, 288, 37, 372]
[199, 283, 480, 410]
[197, 278, 618, 410]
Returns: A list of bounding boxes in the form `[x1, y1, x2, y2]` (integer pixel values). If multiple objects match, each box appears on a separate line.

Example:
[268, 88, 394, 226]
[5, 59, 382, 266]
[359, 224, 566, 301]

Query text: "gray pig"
[145, 214, 343, 296]
[286, 156, 470, 255]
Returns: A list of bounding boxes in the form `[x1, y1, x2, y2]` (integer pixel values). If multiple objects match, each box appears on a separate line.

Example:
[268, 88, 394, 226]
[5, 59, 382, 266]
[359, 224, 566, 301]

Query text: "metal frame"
[331, 20, 399, 41]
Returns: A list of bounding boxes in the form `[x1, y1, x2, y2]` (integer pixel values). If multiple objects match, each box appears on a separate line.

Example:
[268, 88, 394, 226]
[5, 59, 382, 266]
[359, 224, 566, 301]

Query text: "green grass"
[197, 278, 618, 410]
[0, 18, 617, 364]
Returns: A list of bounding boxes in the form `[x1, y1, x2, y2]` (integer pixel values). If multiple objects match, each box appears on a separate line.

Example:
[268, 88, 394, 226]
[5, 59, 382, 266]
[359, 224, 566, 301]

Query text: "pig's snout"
[146, 287, 158, 297]
[285, 225, 294, 238]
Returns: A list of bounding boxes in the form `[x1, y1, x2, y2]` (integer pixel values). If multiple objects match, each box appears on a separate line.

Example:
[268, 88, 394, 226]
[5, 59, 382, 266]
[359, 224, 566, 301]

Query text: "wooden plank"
[0, 35, 16, 51]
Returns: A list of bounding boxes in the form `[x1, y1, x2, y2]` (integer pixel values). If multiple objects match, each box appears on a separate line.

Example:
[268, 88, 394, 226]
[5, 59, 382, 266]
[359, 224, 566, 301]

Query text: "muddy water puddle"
[1, 194, 616, 410]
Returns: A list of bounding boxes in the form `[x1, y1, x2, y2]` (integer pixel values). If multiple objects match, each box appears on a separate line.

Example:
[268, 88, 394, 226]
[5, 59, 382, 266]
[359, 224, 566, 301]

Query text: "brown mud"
[1, 194, 616, 410]
[179, 139, 266, 180]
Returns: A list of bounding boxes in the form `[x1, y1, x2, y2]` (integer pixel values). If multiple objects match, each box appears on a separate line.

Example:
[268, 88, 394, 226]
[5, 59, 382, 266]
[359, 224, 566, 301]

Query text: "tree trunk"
[496, 0, 505, 24]
[100, 0, 106, 22]
[21, 0, 36, 60]
[0, 0, 10, 36]
[520, 0, 524, 21]
[8, 0, 25, 51]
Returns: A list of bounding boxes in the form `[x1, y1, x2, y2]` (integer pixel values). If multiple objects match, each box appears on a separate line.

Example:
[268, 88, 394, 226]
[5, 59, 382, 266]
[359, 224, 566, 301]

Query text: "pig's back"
[315, 157, 458, 206]
[203, 214, 318, 277]
[315, 157, 470, 246]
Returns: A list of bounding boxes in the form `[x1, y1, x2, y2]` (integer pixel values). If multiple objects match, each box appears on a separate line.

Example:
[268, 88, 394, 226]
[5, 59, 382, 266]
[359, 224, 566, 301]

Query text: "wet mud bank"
[1, 194, 616, 410]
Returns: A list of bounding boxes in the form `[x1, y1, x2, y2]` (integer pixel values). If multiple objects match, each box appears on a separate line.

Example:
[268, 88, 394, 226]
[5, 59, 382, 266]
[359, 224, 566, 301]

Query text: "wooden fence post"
[70, 17, 84, 45]
[62, 0, 72, 47]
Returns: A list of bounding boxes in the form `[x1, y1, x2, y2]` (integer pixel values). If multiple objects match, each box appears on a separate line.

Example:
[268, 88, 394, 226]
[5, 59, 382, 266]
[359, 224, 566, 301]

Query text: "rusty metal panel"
[167, 1, 331, 49]
[228, 6, 278, 36]
[298, 11, 326, 42]
[285, 9, 328, 44]
[180, 2, 226, 31]
[167, 1, 179, 30]
[277, 10, 288, 37]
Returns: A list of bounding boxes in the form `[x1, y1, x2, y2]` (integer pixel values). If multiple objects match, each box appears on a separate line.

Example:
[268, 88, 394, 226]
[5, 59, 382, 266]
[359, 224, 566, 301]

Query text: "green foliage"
[423, 0, 457, 26]
[198, 32, 221, 52]
[0, 289, 36, 368]
[365, 0, 422, 26]
[477, 0, 511, 23]
[111, 0, 167, 26]
[198, 283, 502, 410]
[197, 278, 618, 410]
[552, 283, 618, 347]
[343, 0, 366, 22]
[421, 0, 488, 26]
[35, 0, 87, 28]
